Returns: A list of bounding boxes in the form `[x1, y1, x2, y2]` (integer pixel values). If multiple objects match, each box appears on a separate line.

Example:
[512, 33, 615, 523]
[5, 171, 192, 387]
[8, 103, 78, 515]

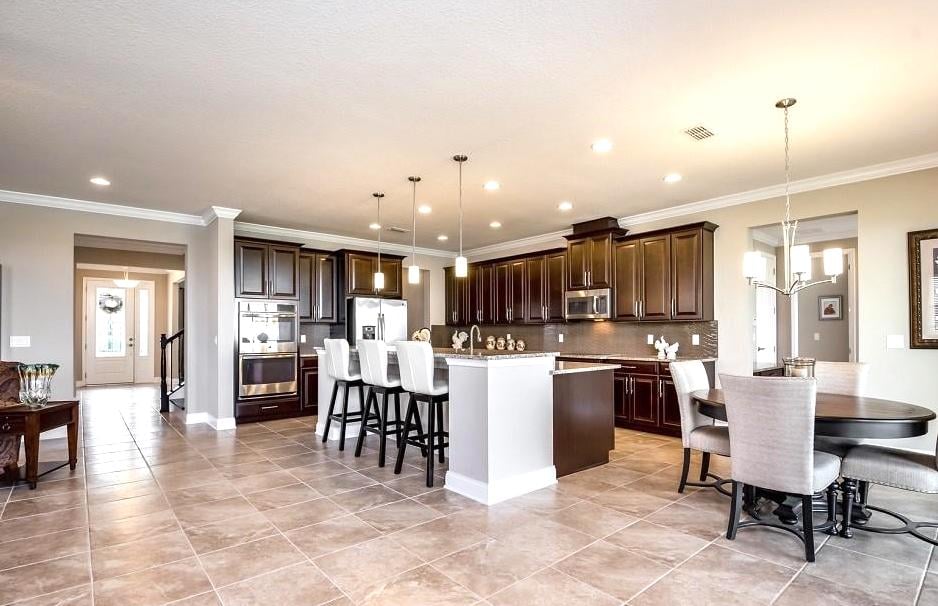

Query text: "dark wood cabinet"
[546, 252, 566, 322]
[444, 266, 471, 326]
[509, 260, 525, 324]
[336, 249, 404, 314]
[639, 235, 671, 320]
[299, 252, 338, 323]
[467, 263, 495, 325]
[629, 374, 660, 430]
[493, 262, 510, 324]
[659, 377, 681, 432]
[567, 234, 612, 290]
[235, 239, 299, 300]
[613, 373, 629, 426]
[613, 240, 641, 321]
[300, 357, 319, 414]
[670, 227, 712, 321]
[525, 256, 547, 323]
[567, 238, 588, 290]
[346, 253, 378, 296]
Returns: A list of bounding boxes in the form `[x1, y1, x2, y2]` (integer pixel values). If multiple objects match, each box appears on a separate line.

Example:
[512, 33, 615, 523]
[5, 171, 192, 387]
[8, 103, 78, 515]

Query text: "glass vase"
[17, 363, 59, 408]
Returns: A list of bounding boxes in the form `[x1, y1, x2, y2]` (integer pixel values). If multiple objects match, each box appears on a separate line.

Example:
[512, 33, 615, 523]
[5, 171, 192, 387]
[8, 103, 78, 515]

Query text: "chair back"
[0, 362, 21, 403]
[720, 374, 817, 495]
[814, 361, 869, 396]
[669, 361, 714, 448]
[323, 339, 355, 381]
[358, 340, 397, 387]
[394, 341, 435, 395]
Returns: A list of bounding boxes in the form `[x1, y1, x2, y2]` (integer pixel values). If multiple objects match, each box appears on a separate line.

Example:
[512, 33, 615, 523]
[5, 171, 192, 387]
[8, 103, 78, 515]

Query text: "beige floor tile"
[217, 561, 343, 605]
[644, 502, 729, 540]
[287, 460, 352, 483]
[676, 545, 798, 602]
[805, 544, 924, 604]
[506, 487, 582, 515]
[0, 553, 91, 604]
[89, 492, 169, 522]
[391, 515, 489, 561]
[85, 467, 154, 488]
[354, 564, 478, 605]
[11, 583, 93, 606]
[218, 460, 282, 480]
[262, 496, 347, 531]
[547, 500, 637, 538]
[605, 520, 708, 567]
[315, 536, 423, 594]
[169, 591, 223, 606]
[91, 529, 194, 579]
[198, 534, 305, 587]
[486, 516, 594, 566]
[0, 527, 90, 571]
[555, 539, 671, 602]
[630, 568, 759, 606]
[773, 572, 893, 606]
[330, 484, 406, 513]
[285, 513, 382, 558]
[488, 567, 619, 606]
[93, 557, 213, 606]
[230, 469, 302, 494]
[304, 471, 379, 496]
[554, 473, 620, 499]
[382, 474, 445, 498]
[0, 506, 87, 543]
[590, 486, 674, 517]
[715, 524, 828, 569]
[355, 497, 442, 533]
[173, 495, 258, 529]
[86, 479, 162, 505]
[414, 488, 484, 514]
[165, 481, 241, 508]
[611, 457, 675, 475]
[90, 508, 179, 549]
[9, 477, 85, 501]
[432, 538, 544, 597]
[825, 523, 934, 569]
[244, 482, 321, 510]
[184, 511, 278, 554]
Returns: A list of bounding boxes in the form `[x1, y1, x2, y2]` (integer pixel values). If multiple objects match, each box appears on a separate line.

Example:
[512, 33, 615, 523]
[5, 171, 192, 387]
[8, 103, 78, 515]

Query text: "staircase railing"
[160, 329, 185, 413]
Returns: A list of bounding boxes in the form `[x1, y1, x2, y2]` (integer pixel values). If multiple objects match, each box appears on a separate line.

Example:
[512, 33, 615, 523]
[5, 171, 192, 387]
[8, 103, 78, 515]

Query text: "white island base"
[443, 353, 557, 505]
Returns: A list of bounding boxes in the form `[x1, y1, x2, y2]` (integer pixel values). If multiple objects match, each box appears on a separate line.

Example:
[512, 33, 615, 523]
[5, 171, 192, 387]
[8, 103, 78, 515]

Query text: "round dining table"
[691, 389, 935, 439]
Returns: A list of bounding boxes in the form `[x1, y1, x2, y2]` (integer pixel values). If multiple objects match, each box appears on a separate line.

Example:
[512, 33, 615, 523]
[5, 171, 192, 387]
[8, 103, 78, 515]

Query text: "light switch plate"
[506, 333, 511, 340]
[558, 333, 564, 343]
[886, 334, 905, 349]
[647, 334, 654, 345]
[9, 336, 30, 348]
[814, 332, 821, 341]
[300, 334, 307, 344]
[691, 334, 700, 345]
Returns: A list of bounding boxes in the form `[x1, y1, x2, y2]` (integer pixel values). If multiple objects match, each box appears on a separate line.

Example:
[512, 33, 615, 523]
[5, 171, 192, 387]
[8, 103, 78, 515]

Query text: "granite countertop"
[551, 361, 621, 376]
[307, 346, 558, 360]
[557, 353, 717, 363]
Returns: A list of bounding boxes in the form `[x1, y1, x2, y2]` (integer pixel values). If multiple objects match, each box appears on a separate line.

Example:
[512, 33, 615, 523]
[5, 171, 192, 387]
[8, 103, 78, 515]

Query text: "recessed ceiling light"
[558, 201, 574, 211]
[437, 234, 449, 241]
[482, 181, 500, 191]
[590, 139, 613, 153]
[489, 221, 502, 229]
[369, 222, 381, 230]
[89, 176, 111, 186]
[418, 204, 432, 214]
[663, 173, 683, 184]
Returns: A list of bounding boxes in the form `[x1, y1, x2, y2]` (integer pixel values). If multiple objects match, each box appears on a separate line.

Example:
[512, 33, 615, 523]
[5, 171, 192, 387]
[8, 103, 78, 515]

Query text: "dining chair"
[840, 435, 938, 545]
[720, 374, 840, 562]
[669, 361, 730, 494]
[813, 361, 870, 457]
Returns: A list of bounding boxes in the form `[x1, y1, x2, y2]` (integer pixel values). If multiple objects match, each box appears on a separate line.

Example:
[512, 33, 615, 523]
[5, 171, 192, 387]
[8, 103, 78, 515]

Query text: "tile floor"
[1, 384, 935, 605]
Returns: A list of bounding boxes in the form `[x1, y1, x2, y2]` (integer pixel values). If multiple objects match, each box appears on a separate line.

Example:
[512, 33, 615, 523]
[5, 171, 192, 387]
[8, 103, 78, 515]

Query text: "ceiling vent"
[684, 125, 715, 140]
[385, 226, 410, 234]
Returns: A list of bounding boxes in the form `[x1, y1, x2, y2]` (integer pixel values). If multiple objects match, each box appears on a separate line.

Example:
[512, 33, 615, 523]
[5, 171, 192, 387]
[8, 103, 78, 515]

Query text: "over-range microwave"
[564, 288, 612, 320]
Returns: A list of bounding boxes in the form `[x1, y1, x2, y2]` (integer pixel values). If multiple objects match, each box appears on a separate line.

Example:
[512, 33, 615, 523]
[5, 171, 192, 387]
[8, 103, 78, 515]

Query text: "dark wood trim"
[614, 221, 719, 242]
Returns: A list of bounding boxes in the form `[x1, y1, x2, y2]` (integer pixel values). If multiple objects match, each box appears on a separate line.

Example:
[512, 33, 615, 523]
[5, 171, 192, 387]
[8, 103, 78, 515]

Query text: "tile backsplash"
[430, 321, 718, 359]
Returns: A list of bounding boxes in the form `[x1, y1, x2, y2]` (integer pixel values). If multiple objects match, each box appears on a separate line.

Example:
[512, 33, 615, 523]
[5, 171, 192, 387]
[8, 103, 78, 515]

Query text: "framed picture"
[908, 228, 938, 348]
[818, 295, 842, 321]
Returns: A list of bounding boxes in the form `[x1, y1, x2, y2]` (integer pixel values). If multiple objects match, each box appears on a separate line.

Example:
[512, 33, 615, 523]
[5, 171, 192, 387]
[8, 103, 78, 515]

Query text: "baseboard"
[212, 417, 236, 431]
[185, 412, 235, 431]
[445, 466, 557, 506]
[185, 412, 209, 425]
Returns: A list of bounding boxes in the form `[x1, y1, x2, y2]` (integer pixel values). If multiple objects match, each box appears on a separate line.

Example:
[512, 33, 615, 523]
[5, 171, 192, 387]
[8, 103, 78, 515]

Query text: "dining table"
[691, 388, 936, 534]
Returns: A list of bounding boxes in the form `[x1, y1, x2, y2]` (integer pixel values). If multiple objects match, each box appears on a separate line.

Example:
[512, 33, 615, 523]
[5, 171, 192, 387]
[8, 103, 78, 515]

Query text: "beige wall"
[74, 247, 186, 270]
[73, 268, 169, 381]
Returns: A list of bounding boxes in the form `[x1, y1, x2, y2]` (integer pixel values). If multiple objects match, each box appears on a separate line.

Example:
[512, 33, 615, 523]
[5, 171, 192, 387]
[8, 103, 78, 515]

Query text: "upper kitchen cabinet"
[613, 222, 717, 321]
[444, 265, 470, 326]
[235, 238, 300, 300]
[336, 250, 403, 299]
[299, 252, 337, 323]
[545, 251, 567, 322]
[524, 251, 566, 323]
[467, 263, 495, 325]
[565, 218, 626, 290]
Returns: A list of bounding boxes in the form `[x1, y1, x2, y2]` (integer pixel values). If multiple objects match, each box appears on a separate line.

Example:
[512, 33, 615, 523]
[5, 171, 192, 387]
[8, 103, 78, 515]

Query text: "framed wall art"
[818, 295, 843, 321]
[908, 228, 938, 349]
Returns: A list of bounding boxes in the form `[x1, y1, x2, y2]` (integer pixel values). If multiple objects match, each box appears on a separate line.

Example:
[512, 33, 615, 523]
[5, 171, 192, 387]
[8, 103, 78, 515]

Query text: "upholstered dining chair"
[0, 362, 24, 478]
[840, 436, 938, 545]
[669, 361, 729, 494]
[813, 361, 870, 457]
[720, 374, 841, 562]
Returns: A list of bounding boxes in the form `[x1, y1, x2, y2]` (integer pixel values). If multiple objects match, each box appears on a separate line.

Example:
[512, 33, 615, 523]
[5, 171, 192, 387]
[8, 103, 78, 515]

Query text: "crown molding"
[0, 189, 206, 225]
[464, 228, 571, 258]
[234, 221, 455, 259]
[203, 206, 242, 223]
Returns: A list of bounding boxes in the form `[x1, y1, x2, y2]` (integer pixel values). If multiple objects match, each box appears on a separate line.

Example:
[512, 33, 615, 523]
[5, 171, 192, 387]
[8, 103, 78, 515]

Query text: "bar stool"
[355, 340, 407, 467]
[322, 338, 366, 451]
[394, 341, 449, 487]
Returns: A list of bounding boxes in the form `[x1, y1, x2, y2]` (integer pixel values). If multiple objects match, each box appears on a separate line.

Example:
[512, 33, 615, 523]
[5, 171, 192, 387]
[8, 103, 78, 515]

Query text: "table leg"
[67, 415, 78, 471]
[25, 417, 39, 489]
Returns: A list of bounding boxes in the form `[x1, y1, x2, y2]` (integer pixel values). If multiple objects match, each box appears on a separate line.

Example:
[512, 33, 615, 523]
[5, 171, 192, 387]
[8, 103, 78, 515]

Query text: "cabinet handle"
[633, 301, 637, 317]
[261, 405, 279, 410]
[671, 298, 676, 318]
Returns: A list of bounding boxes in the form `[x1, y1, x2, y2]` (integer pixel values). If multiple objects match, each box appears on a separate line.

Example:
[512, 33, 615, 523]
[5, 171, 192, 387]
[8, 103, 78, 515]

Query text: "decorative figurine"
[485, 335, 496, 350]
[654, 336, 680, 361]
[516, 339, 526, 351]
[452, 330, 469, 350]
[411, 327, 431, 342]
[496, 336, 506, 350]
[506, 337, 516, 351]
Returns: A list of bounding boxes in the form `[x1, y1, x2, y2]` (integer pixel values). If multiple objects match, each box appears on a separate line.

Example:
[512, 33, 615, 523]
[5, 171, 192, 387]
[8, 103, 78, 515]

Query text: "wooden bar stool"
[355, 340, 407, 467]
[322, 338, 365, 451]
[393, 341, 449, 487]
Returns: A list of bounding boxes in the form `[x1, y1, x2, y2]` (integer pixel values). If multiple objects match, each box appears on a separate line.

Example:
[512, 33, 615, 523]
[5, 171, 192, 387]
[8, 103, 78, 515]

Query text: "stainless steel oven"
[238, 352, 298, 398]
[239, 301, 298, 354]
[564, 288, 612, 320]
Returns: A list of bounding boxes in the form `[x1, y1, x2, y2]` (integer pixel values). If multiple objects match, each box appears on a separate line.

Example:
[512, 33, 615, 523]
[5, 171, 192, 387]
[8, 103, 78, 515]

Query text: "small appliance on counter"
[346, 297, 408, 345]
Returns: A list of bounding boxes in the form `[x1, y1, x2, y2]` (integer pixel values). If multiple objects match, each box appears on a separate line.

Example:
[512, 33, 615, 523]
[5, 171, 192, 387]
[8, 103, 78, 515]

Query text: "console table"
[0, 400, 79, 488]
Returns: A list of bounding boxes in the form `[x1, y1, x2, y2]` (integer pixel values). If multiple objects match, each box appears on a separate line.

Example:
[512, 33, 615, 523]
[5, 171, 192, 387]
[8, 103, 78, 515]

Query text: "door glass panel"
[138, 288, 149, 357]
[96, 287, 127, 357]
[241, 356, 297, 385]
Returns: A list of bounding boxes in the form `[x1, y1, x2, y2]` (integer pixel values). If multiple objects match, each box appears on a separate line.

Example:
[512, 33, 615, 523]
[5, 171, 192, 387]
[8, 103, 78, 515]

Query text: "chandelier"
[743, 98, 843, 295]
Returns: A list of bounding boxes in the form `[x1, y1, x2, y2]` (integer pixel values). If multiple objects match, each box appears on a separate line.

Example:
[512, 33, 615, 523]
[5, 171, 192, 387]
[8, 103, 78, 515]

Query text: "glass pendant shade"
[790, 245, 811, 279]
[743, 251, 766, 281]
[408, 264, 420, 285]
[454, 256, 468, 278]
[823, 248, 844, 277]
[373, 271, 385, 291]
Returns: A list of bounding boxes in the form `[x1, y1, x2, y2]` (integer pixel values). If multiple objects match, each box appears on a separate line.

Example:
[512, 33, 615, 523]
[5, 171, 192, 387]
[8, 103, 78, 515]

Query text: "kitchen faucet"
[470, 325, 482, 355]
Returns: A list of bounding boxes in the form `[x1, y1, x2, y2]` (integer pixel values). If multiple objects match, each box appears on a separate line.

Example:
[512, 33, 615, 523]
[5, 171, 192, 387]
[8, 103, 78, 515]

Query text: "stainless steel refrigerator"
[346, 297, 408, 345]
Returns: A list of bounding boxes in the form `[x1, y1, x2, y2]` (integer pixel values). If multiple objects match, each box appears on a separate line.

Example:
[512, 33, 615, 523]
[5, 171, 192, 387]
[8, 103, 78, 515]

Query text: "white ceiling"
[2, 1, 937, 251]
[752, 213, 858, 247]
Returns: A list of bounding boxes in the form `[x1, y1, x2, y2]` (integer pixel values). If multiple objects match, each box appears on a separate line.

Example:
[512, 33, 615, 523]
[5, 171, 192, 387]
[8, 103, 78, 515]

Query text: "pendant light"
[372, 192, 385, 291]
[113, 268, 139, 288]
[453, 154, 468, 277]
[407, 176, 422, 285]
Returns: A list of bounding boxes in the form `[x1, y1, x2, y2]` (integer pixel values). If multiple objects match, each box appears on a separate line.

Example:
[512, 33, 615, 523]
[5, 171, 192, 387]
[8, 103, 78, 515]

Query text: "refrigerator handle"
[378, 312, 385, 341]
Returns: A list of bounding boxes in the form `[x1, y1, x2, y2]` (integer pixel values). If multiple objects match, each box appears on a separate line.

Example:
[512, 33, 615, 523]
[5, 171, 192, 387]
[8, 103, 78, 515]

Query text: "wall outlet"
[647, 334, 654, 345]
[814, 332, 821, 341]
[300, 334, 307, 344]
[691, 334, 700, 346]
[9, 336, 30, 348]
[558, 333, 564, 343]
[886, 334, 905, 349]
[506, 333, 511, 340]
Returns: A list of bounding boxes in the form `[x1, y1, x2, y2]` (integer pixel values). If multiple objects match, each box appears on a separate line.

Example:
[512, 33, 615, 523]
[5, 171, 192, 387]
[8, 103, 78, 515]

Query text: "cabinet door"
[567, 239, 588, 289]
[629, 375, 659, 429]
[268, 245, 300, 299]
[659, 378, 682, 432]
[480, 264, 496, 324]
[525, 256, 547, 323]
[379, 258, 402, 298]
[670, 229, 703, 320]
[509, 260, 526, 324]
[614, 240, 641, 320]
[613, 373, 630, 427]
[456, 271, 470, 325]
[298, 253, 314, 321]
[444, 267, 457, 326]
[235, 241, 269, 298]
[301, 368, 318, 413]
[545, 252, 566, 322]
[640, 235, 671, 320]
[347, 253, 377, 295]
[315, 254, 338, 323]
[588, 235, 612, 288]
[494, 262, 511, 324]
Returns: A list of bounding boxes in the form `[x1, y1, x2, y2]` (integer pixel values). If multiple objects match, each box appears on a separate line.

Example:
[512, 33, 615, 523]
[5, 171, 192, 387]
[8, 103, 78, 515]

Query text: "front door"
[84, 278, 155, 385]
[753, 252, 778, 365]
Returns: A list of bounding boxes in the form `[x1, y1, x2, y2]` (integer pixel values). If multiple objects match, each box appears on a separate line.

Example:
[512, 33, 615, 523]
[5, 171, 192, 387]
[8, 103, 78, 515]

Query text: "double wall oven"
[238, 301, 298, 398]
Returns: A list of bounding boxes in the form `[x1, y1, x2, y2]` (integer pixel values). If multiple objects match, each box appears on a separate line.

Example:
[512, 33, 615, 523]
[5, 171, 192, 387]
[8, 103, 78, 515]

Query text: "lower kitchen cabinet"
[301, 356, 319, 414]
